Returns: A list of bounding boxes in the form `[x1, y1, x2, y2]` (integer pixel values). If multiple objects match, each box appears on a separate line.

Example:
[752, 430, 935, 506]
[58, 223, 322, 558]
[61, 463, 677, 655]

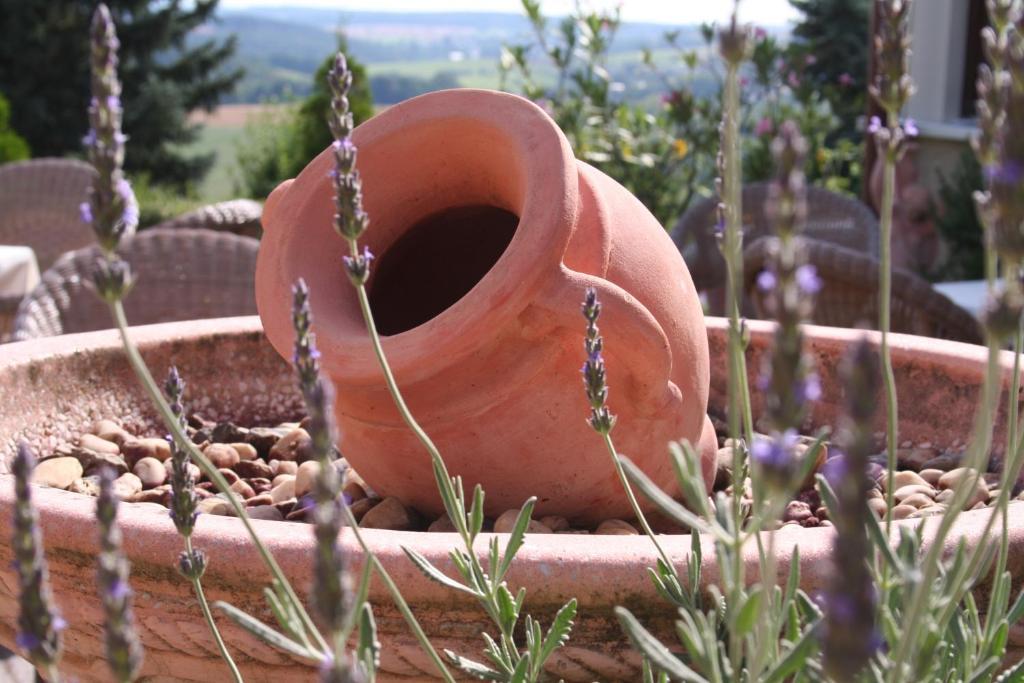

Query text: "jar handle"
[528, 265, 680, 417]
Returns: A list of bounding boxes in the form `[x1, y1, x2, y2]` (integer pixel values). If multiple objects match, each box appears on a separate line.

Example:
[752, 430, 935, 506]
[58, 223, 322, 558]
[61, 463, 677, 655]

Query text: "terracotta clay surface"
[255, 89, 714, 522]
[0, 317, 1022, 681]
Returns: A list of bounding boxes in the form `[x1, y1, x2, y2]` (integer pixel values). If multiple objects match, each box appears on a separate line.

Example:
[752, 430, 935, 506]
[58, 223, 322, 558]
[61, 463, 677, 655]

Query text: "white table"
[933, 279, 987, 318]
[0, 245, 40, 339]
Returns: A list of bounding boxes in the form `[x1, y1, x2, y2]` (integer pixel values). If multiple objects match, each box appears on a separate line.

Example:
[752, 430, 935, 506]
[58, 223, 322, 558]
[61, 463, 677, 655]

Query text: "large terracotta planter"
[255, 89, 715, 522]
[1, 317, 1022, 682]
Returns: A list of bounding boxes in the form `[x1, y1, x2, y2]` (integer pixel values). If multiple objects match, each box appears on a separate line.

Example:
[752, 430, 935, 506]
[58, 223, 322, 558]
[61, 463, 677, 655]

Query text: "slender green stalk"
[601, 433, 676, 575]
[878, 118, 899, 535]
[885, 342, 1002, 681]
[183, 536, 242, 683]
[107, 301, 329, 655]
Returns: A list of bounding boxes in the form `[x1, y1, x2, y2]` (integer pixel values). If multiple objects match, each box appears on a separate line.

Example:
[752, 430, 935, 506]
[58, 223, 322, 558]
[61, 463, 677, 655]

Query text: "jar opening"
[368, 204, 519, 336]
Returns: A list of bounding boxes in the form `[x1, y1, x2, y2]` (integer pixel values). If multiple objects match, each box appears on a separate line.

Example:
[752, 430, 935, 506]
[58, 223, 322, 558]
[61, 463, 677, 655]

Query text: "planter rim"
[1, 315, 1020, 612]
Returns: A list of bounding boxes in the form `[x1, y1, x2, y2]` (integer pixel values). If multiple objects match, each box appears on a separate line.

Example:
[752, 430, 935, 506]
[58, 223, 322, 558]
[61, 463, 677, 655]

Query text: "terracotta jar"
[255, 89, 715, 522]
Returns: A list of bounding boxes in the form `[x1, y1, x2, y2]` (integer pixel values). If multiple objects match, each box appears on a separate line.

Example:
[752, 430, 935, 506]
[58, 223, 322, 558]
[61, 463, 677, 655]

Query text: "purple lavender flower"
[755, 117, 774, 137]
[342, 245, 375, 286]
[164, 366, 198, 540]
[867, 115, 883, 135]
[751, 429, 800, 488]
[96, 467, 144, 682]
[327, 53, 370, 249]
[821, 337, 881, 680]
[838, 72, 854, 87]
[903, 118, 919, 137]
[756, 269, 777, 292]
[80, 201, 94, 224]
[870, 0, 914, 115]
[83, 4, 137, 255]
[795, 264, 822, 295]
[11, 442, 65, 675]
[581, 287, 616, 434]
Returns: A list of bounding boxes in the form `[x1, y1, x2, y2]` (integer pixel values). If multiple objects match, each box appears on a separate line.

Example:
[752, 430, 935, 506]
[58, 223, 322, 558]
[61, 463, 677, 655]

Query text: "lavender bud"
[342, 246, 374, 287]
[96, 467, 143, 682]
[12, 443, 65, 673]
[821, 338, 881, 680]
[327, 52, 370, 244]
[177, 548, 207, 581]
[717, 13, 750, 66]
[163, 367, 198, 538]
[92, 256, 134, 303]
[320, 651, 367, 683]
[580, 287, 616, 434]
[870, 0, 914, 115]
[750, 429, 799, 489]
[84, 4, 137, 253]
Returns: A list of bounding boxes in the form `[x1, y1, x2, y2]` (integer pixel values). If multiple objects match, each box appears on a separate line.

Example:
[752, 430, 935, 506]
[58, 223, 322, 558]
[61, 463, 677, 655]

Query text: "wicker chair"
[11, 228, 259, 340]
[0, 158, 98, 270]
[743, 236, 983, 345]
[673, 183, 880, 304]
[152, 199, 263, 239]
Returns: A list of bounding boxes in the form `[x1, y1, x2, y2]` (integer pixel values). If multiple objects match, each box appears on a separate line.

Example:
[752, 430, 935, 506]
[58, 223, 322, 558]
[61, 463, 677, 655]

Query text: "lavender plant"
[163, 366, 241, 683]
[11, 442, 65, 682]
[867, 0, 915, 529]
[325, 52, 577, 683]
[96, 467, 143, 682]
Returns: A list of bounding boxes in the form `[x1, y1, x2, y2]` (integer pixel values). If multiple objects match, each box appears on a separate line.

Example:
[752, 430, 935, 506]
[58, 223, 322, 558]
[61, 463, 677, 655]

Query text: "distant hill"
[196, 8, 711, 104]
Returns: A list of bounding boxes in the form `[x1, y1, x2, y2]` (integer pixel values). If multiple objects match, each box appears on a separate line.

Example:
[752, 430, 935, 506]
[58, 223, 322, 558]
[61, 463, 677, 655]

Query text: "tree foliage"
[0, 90, 30, 163]
[235, 43, 373, 201]
[0, 0, 242, 187]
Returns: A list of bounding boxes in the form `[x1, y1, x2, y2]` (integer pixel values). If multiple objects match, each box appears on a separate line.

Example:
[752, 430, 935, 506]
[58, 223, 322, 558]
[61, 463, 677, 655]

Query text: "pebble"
[428, 515, 457, 532]
[90, 420, 133, 447]
[893, 485, 935, 503]
[246, 428, 283, 458]
[910, 505, 946, 518]
[78, 433, 121, 455]
[164, 458, 200, 483]
[272, 460, 298, 476]
[360, 497, 415, 530]
[891, 504, 917, 520]
[348, 497, 377, 522]
[230, 443, 258, 461]
[882, 471, 930, 491]
[77, 450, 129, 476]
[269, 429, 313, 463]
[112, 473, 143, 499]
[272, 473, 295, 489]
[122, 438, 172, 469]
[270, 477, 296, 504]
[918, 469, 944, 486]
[197, 497, 233, 515]
[900, 493, 935, 509]
[936, 489, 956, 504]
[867, 498, 888, 518]
[133, 457, 167, 489]
[35, 457, 83, 489]
[247, 505, 284, 521]
[494, 509, 552, 534]
[204, 443, 240, 469]
[67, 476, 101, 496]
[344, 481, 368, 503]
[130, 488, 169, 505]
[234, 459, 273, 480]
[783, 501, 814, 523]
[212, 422, 249, 444]
[595, 519, 639, 535]
[245, 493, 274, 507]
[294, 461, 321, 499]
[938, 467, 977, 490]
[230, 479, 256, 500]
[540, 515, 571, 532]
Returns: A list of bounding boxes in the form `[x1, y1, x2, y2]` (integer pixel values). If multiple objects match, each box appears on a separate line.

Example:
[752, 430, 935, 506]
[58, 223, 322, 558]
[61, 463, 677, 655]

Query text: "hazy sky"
[220, 0, 800, 26]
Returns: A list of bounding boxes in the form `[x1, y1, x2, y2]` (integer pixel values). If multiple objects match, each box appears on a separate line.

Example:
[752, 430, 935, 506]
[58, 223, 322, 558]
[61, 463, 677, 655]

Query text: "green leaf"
[498, 497, 537, 581]
[966, 656, 1000, 683]
[538, 598, 577, 667]
[509, 652, 532, 683]
[1008, 587, 1024, 625]
[495, 583, 520, 634]
[402, 546, 477, 596]
[619, 456, 726, 542]
[262, 584, 303, 644]
[469, 484, 486, 540]
[213, 600, 320, 661]
[762, 619, 821, 683]
[444, 649, 506, 681]
[615, 607, 708, 683]
[995, 657, 1024, 682]
[988, 621, 1009, 660]
[733, 588, 762, 637]
[357, 602, 381, 670]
